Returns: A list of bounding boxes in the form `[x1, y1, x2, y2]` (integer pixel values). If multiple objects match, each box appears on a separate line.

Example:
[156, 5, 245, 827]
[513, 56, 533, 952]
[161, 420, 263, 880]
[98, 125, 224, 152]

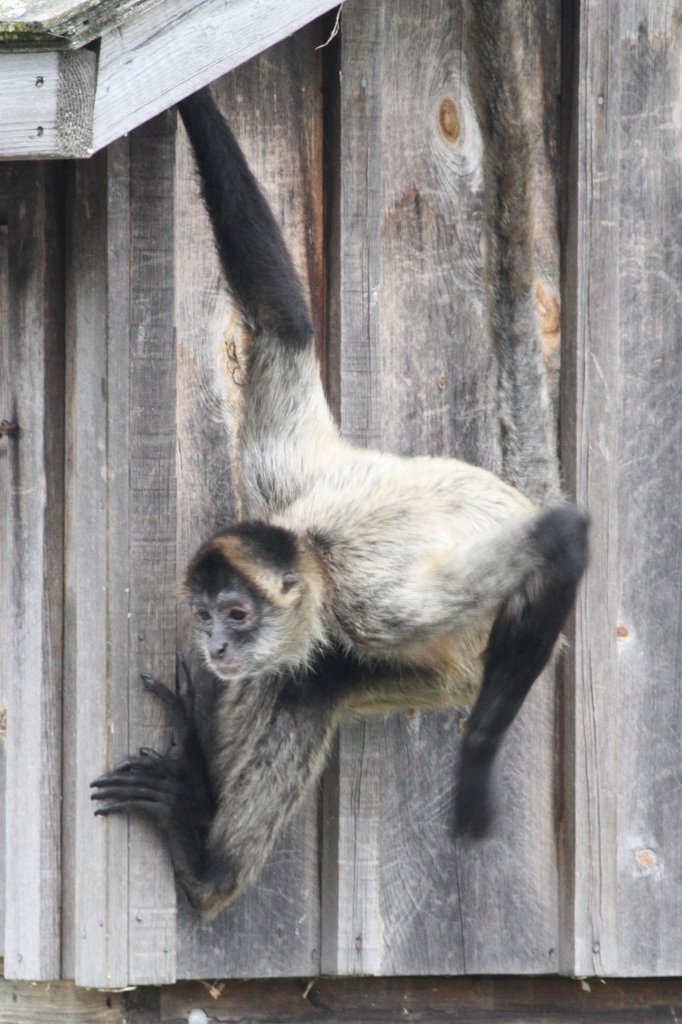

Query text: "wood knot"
[0, 419, 18, 438]
[438, 97, 460, 145]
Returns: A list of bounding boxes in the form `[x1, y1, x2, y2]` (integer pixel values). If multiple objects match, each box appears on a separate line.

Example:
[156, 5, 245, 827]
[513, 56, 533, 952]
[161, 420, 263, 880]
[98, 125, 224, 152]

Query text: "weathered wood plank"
[322, 0, 561, 975]
[0, 221, 8, 954]
[159, 976, 682, 1024]
[0, 978, 125, 1023]
[125, 106, 178, 987]
[0, 51, 95, 158]
[90, 0, 340, 154]
[174, 24, 325, 979]
[0, 0, 164, 49]
[2, 163, 64, 980]
[65, 113, 177, 988]
[560, 0, 682, 977]
[65, 140, 133, 987]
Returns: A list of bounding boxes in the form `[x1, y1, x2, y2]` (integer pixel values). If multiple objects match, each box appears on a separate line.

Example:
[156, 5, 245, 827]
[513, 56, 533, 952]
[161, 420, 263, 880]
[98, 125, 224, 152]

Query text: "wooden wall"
[0, 0, 681, 990]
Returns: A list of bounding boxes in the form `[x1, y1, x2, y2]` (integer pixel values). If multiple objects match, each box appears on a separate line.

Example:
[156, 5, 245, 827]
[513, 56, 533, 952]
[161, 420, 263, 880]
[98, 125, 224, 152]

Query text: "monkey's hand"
[90, 653, 217, 897]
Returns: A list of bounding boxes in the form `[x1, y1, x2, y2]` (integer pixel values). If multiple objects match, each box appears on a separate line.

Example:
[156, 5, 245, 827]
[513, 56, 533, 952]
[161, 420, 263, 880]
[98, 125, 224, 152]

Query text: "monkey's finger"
[91, 782, 171, 803]
[176, 651, 191, 697]
[90, 760, 169, 785]
[175, 651, 196, 722]
[139, 746, 164, 760]
[94, 800, 170, 821]
[91, 757, 153, 778]
[141, 674, 178, 706]
[91, 772, 174, 796]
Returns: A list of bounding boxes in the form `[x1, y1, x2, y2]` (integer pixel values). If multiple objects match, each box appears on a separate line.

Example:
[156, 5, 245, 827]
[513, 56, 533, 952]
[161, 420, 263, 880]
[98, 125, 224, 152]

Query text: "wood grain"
[0, 978, 124, 1023]
[173, 24, 326, 979]
[0, 51, 95, 158]
[0, 0, 165, 48]
[2, 163, 64, 980]
[322, 0, 562, 976]
[64, 112, 178, 988]
[0, 221, 8, 955]
[91, 0, 339, 153]
[158, 976, 682, 1024]
[561, 0, 682, 977]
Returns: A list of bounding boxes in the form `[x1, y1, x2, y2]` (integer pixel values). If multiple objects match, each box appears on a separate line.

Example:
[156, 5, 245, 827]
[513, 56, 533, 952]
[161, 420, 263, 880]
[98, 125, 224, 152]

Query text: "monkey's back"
[273, 446, 535, 704]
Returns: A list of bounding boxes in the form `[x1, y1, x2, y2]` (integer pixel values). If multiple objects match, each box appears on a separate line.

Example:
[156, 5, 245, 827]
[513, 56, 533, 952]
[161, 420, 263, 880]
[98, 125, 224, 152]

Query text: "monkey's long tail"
[467, 0, 561, 506]
[178, 89, 313, 350]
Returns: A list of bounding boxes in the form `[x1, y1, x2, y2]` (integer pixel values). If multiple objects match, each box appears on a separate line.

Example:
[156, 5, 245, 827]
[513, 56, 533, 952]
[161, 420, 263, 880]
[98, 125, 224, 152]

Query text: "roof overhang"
[0, 0, 340, 158]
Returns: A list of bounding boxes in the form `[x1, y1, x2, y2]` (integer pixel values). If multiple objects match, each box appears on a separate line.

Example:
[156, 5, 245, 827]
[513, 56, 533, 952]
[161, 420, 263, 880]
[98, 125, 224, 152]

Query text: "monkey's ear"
[282, 572, 298, 593]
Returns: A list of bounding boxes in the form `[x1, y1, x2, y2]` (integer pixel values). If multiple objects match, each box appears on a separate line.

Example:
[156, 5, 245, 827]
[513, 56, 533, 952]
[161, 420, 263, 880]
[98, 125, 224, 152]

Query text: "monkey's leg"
[455, 505, 588, 836]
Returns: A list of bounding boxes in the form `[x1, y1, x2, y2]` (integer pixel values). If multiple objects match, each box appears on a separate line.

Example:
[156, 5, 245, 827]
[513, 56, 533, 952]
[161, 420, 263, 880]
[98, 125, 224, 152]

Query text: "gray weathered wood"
[560, 0, 682, 977]
[64, 112, 178, 987]
[0, 978, 125, 1023]
[174, 25, 325, 978]
[0, 0, 164, 49]
[322, 0, 561, 975]
[2, 163, 64, 980]
[159, 975, 682, 1024]
[0, 222, 8, 954]
[90, 0, 340, 154]
[0, 50, 95, 158]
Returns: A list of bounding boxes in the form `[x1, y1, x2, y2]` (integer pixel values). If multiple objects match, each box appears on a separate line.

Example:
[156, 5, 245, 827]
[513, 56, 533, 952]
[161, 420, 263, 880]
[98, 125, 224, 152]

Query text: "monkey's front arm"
[91, 653, 340, 916]
[91, 655, 239, 913]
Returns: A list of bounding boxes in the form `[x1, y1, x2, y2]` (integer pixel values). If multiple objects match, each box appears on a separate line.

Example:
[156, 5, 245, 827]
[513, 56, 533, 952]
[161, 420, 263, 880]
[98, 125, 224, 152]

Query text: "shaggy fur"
[92, 0, 588, 916]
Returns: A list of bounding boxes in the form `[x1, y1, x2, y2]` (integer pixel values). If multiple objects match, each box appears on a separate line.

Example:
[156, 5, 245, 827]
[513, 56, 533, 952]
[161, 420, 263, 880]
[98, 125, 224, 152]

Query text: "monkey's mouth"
[208, 650, 252, 680]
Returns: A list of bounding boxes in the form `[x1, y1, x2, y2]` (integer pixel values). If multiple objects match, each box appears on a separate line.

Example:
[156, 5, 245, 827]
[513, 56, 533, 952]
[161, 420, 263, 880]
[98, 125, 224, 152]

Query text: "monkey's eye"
[282, 571, 298, 592]
[228, 608, 246, 622]
[193, 606, 212, 624]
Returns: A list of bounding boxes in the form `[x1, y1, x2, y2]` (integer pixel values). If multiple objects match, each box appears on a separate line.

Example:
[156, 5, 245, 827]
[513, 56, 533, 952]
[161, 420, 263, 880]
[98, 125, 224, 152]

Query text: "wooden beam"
[159, 976, 682, 1024]
[0, 50, 95, 158]
[90, 0, 339, 153]
[0, 0, 165, 49]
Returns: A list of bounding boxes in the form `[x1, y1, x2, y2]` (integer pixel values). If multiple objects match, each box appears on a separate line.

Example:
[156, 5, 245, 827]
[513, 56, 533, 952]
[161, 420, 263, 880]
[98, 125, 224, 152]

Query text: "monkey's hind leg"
[455, 505, 589, 837]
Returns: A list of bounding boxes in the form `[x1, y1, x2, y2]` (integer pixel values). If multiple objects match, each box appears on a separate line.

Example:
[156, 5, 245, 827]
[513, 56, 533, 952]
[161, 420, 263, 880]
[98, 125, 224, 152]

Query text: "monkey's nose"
[210, 641, 228, 660]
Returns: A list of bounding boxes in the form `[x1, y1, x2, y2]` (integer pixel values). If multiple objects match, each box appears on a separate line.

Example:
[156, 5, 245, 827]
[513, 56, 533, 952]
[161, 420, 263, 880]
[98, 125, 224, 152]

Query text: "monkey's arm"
[90, 655, 224, 907]
[91, 651, 364, 916]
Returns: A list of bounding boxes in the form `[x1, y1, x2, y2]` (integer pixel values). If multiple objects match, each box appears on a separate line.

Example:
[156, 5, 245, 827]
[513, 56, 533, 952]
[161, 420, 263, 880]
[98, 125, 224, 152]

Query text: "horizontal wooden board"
[0, 0, 164, 48]
[0, 50, 95, 157]
[159, 977, 682, 1024]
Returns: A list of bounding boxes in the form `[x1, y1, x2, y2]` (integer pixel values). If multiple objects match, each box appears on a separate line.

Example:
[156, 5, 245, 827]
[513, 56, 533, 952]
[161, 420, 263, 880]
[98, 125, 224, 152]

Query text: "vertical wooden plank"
[174, 24, 325, 979]
[125, 107, 178, 986]
[65, 113, 177, 988]
[64, 141, 129, 985]
[2, 164, 64, 980]
[322, 0, 562, 975]
[561, 0, 682, 977]
[0, 220, 8, 955]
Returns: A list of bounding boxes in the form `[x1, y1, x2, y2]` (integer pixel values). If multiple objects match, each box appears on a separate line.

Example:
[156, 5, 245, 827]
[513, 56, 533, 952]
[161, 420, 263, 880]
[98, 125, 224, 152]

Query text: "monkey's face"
[188, 579, 309, 682]
[189, 586, 265, 680]
[184, 523, 322, 682]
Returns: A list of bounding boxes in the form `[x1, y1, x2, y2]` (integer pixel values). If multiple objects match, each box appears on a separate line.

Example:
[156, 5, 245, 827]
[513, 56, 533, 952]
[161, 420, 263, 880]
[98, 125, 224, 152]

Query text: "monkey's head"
[184, 521, 326, 682]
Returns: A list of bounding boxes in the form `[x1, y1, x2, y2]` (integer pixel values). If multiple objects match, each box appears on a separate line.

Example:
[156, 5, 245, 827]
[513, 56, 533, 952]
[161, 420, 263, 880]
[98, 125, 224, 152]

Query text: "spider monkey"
[92, 0, 588, 917]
